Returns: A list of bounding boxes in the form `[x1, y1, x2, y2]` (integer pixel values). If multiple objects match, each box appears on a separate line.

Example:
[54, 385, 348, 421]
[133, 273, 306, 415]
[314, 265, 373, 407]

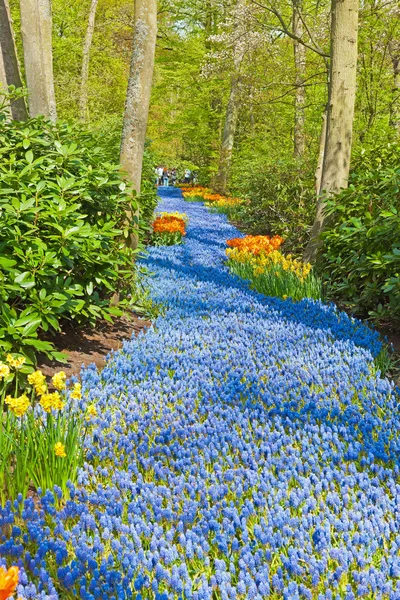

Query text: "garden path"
[9, 186, 400, 599]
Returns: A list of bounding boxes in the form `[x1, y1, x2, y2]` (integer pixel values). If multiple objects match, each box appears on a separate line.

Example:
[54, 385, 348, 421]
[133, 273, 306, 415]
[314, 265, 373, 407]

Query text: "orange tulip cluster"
[226, 235, 284, 256]
[153, 213, 188, 245]
[182, 188, 245, 213]
[203, 193, 225, 203]
[181, 187, 209, 199]
[153, 214, 186, 236]
[0, 565, 18, 600]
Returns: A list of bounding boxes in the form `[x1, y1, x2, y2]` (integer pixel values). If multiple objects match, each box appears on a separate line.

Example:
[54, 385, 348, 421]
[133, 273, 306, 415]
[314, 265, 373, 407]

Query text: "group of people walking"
[155, 166, 195, 187]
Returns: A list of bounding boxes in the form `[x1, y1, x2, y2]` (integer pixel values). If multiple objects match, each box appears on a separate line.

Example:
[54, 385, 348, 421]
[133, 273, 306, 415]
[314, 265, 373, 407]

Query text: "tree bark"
[0, 0, 28, 120]
[303, 0, 359, 263]
[314, 109, 327, 194]
[293, 0, 306, 158]
[20, 0, 57, 121]
[79, 0, 98, 122]
[214, 0, 246, 194]
[120, 0, 157, 248]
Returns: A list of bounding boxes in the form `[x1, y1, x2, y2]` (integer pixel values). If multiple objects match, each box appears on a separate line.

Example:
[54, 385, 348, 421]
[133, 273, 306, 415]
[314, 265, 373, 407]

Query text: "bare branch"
[250, 0, 330, 58]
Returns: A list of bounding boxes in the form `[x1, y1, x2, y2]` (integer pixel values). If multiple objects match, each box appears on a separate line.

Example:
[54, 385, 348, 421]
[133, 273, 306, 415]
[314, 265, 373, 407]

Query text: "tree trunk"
[314, 109, 327, 194]
[389, 44, 400, 134]
[20, 0, 57, 121]
[79, 0, 98, 122]
[303, 0, 359, 263]
[293, 0, 306, 158]
[214, 0, 246, 194]
[120, 0, 157, 248]
[0, 0, 28, 120]
[215, 75, 241, 194]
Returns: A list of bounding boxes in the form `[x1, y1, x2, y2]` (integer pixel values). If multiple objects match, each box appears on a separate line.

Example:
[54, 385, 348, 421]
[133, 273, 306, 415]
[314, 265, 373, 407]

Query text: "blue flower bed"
[1, 187, 400, 599]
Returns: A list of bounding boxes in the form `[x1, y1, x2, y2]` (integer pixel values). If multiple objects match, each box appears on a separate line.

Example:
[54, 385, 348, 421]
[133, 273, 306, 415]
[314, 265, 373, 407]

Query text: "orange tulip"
[0, 566, 19, 600]
[152, 215, 186, 236]
[226, 235, 283, 255]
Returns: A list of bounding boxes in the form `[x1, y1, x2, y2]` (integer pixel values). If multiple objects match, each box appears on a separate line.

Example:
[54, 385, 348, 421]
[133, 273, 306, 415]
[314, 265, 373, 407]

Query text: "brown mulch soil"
[38, 314, 151, 380]
[378, 325, 400, 354]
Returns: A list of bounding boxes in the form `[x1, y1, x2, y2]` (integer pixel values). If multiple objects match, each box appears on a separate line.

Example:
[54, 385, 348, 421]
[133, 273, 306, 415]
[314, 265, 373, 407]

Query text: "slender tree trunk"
[0, 0, 28, 120]
[214, 0, 246, 194]
[389, 44, 400, 134]
[120, 0, 157, 248]
[20, 0, 57, 121]
[215, 76, 242, 193]
[314, 109, 327, 194]
[204, 0, 212, 50]
[293, 0, 306, 158]
[79, 0, 98, 122]
[303, 0, 359, 263]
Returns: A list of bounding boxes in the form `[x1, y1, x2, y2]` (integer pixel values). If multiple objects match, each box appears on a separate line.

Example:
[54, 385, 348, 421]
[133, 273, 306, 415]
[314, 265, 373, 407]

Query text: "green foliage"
[373, 343, 398, 379]
[230, 160, 316, 254]
[95, 116, 158, 230]
[0, 109, 143, 361]
[228, 258, 322, 302]
[321, 141, 400, 323]
[151, 231, 185, 246]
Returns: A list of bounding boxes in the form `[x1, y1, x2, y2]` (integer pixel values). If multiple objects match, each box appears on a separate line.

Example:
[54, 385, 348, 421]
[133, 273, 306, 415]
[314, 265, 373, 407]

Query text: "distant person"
[171, 168, 177, 186]
[163, 167, 169, 186]
[157, 166, 163, 185]
[192, 171, 198, 185]
[184, 169, 191, 184]
[154, 167, 159, 185]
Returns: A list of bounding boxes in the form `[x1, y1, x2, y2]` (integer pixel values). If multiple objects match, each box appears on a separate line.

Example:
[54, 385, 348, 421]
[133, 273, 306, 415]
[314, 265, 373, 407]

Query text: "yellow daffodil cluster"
[6, 355, 26, 369]
[181, 186, 209, 199]
[211, 197, 244, 210]
[227, 247, 312, 282]
[157, 211, 189, 224]
[27, 369, 47, 396]
[71, 382, 82, 400]
[52, 371, 66, 391]
[40, 392, 65, 413]
[54, 442, 66, 458]
[3, 367, 85, 420]
[5, 394, 30, 417]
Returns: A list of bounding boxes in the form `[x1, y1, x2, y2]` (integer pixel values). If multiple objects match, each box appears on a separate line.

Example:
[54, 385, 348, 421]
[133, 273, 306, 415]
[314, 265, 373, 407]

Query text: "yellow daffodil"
[54, 442, 66, 458]
[70, 382, 82, 400]
[5, 394, 30, 417]
[6, 355, 26, 369]
[52, 371, 66, 391]
[28, 370, 46, 387]
[35, 384, 47, 397]
[28, 370, 47, 395]
[39, 392, 64, 413]
[0, 362, 10, 379]
[85, 404, 97, 421]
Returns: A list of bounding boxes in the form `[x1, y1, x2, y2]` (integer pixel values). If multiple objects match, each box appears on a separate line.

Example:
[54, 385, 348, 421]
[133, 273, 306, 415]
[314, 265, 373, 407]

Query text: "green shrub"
[95, 116, 158, 229]
[321, 141, 400, 323]
[230, 159, 315, 254]
[0, 108, 147, 361]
